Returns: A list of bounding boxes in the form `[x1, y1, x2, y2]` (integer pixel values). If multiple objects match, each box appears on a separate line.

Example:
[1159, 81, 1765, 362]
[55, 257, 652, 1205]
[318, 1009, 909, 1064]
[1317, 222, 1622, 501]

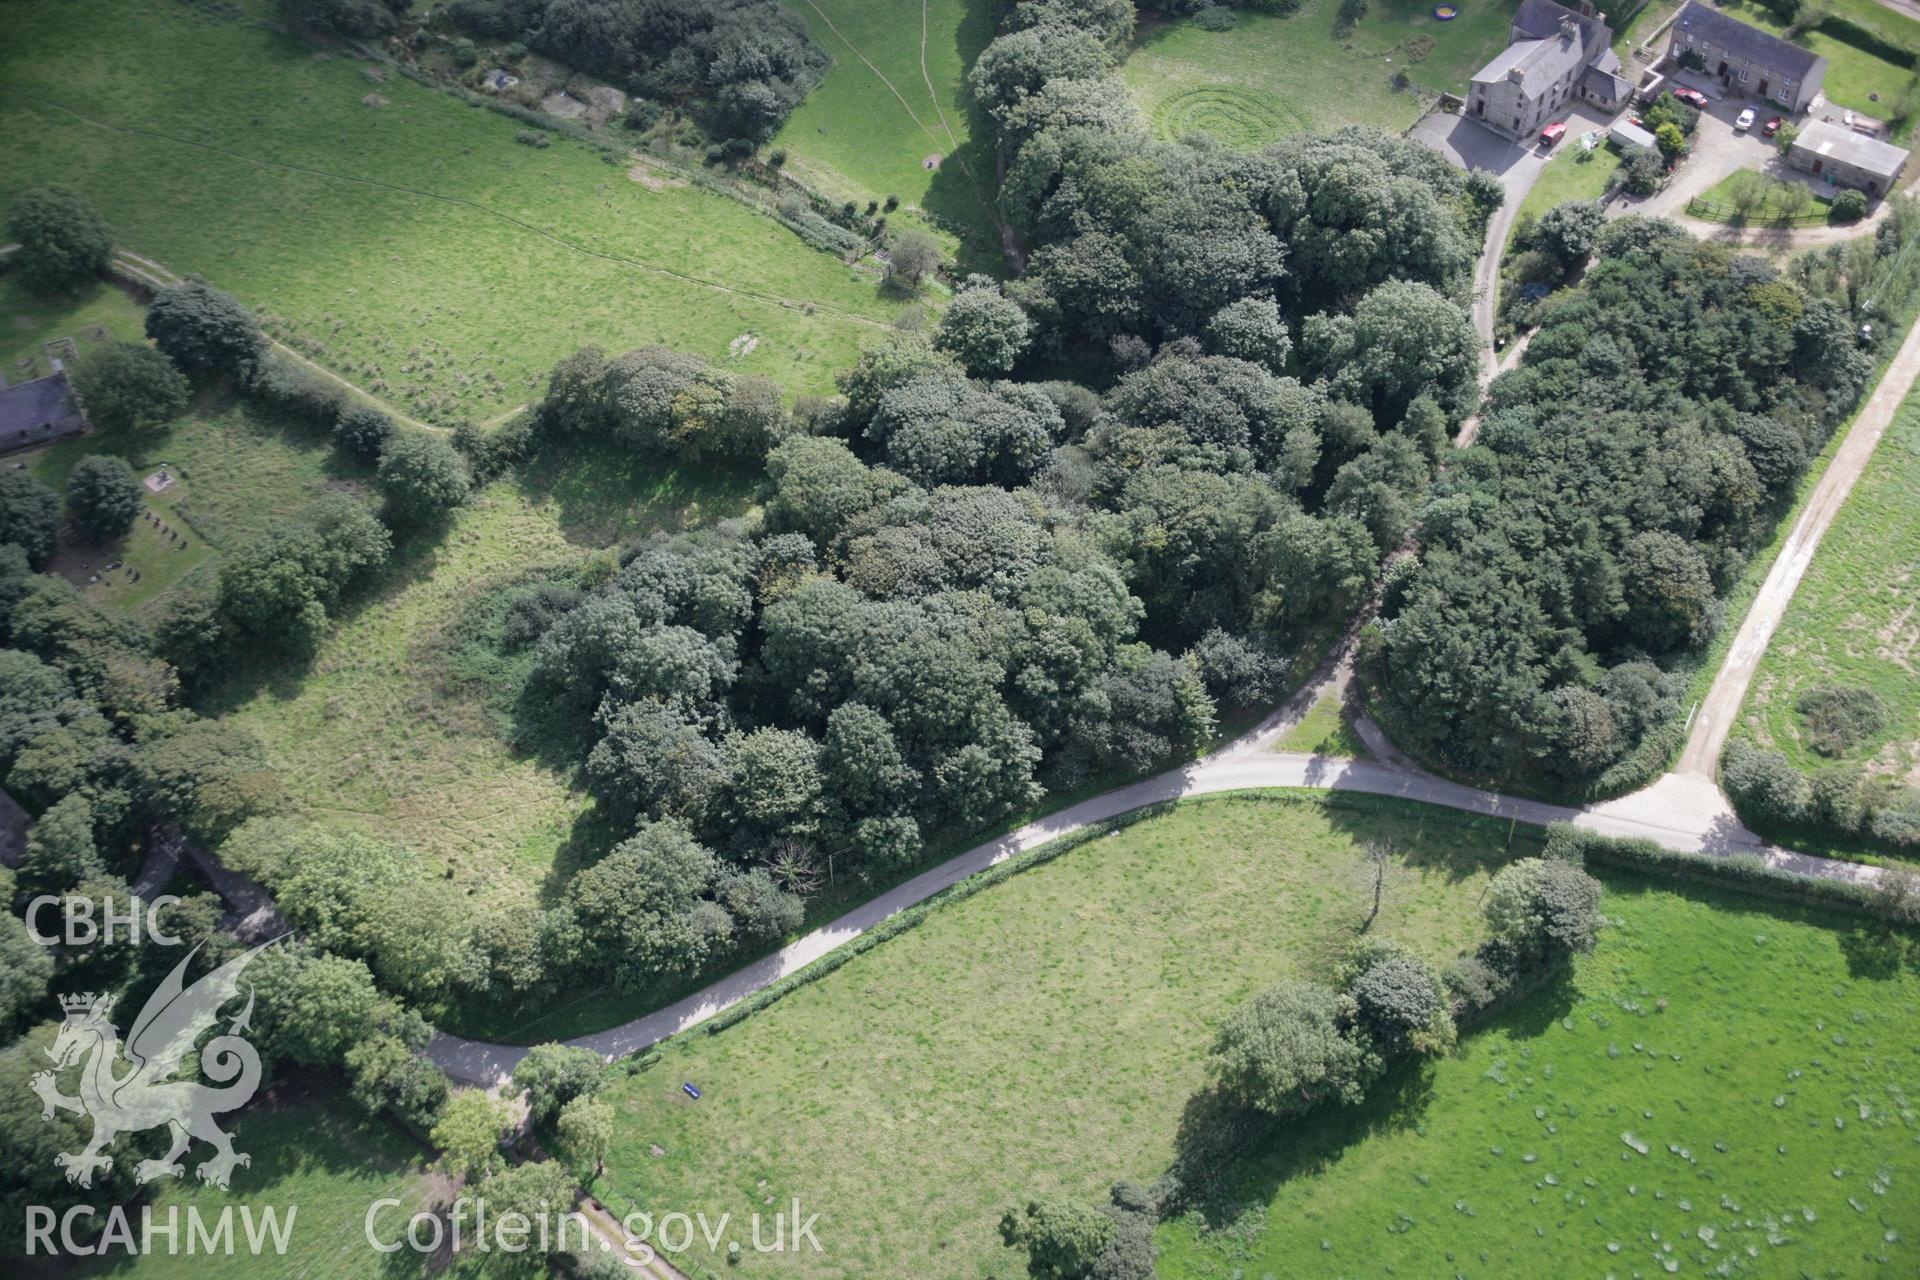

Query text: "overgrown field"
[769, 0, 1004, 272]
[1740, 388, 1920, 782]
[1157, 874, 1920, 1277]
[1124, 0, 1515, 148]
[0, 0, 913, 423]
[212, 446, 756, 901]
[590, 793, 1541, 1279]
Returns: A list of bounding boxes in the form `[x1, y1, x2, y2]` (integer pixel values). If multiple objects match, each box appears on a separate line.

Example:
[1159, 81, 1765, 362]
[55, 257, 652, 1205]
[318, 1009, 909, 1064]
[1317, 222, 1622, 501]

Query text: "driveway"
[1415, 104, 1615, 378]
[1618, 74, 1786, 220]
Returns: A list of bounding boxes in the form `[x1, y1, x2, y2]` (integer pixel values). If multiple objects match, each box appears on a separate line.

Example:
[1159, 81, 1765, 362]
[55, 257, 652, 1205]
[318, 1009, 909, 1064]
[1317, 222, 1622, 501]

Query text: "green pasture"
[587, 792, 1542, 1279]
[0, 0, 912, 425]
[771, 0, 1004, 273]
[1741, 387, 1920, 783]
[73, 1086, 441, 1280]
[1157, 872, 1920, 1277]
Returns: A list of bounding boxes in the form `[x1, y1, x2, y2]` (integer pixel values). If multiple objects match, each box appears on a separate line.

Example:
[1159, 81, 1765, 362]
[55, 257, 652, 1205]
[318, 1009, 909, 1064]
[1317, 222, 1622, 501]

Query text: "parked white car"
[1735, 107, 1756, 131]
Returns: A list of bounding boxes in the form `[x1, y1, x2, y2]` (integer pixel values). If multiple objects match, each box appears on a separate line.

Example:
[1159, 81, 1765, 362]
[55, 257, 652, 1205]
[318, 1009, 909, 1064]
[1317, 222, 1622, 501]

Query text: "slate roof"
[1472, 35, 1586, 95]
[1474, 0, 1613, 93]
[0, 370, 84, 450]
[1793, 119, 1910, 178]
[1671, 1, 1822, 80]
[1583, 63, 1634, 106]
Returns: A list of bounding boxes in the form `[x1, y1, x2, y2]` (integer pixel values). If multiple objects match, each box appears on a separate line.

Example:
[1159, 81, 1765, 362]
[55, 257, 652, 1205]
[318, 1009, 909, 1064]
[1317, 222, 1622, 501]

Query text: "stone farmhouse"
[1666, 1, 1826, 114]
[1466, 0, 1633, 141]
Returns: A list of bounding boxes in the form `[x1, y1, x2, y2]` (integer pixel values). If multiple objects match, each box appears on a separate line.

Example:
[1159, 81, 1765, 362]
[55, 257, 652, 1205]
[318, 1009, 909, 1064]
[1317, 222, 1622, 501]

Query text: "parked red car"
[1762, 116, 1784, 136]
[1672, 87, 1709, 109]
[1539, 120, 1568, 146]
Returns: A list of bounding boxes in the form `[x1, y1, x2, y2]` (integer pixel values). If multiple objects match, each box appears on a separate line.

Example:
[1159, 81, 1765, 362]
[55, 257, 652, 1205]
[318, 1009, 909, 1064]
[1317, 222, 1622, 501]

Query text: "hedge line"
[696, 800, 1181, 1038]
[1549, 824, 1913, 923]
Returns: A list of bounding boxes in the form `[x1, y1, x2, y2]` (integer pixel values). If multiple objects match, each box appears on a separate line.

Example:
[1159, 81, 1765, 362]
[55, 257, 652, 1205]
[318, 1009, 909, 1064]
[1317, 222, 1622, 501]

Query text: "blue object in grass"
[683, 1082, 702, 1100]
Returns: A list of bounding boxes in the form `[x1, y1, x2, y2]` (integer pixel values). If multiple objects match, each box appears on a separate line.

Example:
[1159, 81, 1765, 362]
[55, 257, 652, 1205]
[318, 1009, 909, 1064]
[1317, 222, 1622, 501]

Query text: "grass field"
[74, 1085, 441, 1280]
[210, 440, 757, 901]
[1124, 0, 1516, 148]
[1689, 168, 1839, 225]
[1157, 874, 1920, 1277]
[0, 0, 912, 424]
[588, 792, 1542, 1279]
[1273, 692, 1368, 758]
[770, 0, 1004, 274]
[1740, 386, 1920, 785]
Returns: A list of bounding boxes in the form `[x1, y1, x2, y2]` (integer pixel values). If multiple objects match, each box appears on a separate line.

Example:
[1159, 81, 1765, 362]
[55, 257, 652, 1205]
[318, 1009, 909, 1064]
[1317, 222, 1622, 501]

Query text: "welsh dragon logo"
[30, 941, 276, 1190]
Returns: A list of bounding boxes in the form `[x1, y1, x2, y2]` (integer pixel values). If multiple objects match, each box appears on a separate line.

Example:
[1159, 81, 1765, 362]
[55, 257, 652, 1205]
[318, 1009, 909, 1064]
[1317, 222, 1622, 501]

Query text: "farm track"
[107, 247, 449, 434]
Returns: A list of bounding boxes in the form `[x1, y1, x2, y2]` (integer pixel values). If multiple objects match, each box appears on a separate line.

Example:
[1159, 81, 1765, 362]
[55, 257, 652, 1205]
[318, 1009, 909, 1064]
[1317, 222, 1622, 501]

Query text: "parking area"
[1619, 73, 1802, 218]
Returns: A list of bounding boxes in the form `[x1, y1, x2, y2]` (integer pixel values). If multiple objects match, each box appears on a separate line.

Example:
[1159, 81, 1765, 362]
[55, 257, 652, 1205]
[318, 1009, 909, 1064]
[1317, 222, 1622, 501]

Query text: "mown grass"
[770, 0, 1004, 273]
[1273, 692, 1368, 758]
[587, 792, 1540, 1280]
[74, 1084, 441, 1280]
[1510, 140, 1624, 250]
[0, 0, 912, 424]
[1740, 386, 1920, 783]
[1157, 873, 1920, 1277]
[1124, 0, 1516, 149]
[1690, 168, 1838, 226]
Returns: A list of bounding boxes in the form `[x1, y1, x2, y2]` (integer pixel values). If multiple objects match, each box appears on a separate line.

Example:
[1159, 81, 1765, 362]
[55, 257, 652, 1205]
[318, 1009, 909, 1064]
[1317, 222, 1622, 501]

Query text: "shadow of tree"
[511, 435, 757, 549]
[1839, 924, 1919, 979]
[1165, 1056, 1439, 1232]
[1162, 967, 1579, 1239]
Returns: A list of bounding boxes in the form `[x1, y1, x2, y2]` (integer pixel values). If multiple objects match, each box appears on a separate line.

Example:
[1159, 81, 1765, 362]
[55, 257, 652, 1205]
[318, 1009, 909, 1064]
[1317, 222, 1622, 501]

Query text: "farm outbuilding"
[1609, 119, 1659, 155]
[1787, 120, 1911, 196]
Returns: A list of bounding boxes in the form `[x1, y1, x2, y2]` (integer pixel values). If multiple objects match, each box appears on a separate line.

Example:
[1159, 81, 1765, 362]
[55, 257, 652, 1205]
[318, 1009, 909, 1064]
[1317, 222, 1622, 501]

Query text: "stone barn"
[1787, 120, 1911, 197]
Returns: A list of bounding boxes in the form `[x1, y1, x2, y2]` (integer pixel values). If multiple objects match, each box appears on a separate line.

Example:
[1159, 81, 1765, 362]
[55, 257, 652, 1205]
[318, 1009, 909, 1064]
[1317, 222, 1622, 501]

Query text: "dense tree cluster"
[973, 0, 1486, 366]
[5, 187, 113, 295]
[65, 455, 143, 542]
[68, 341, 190, 434]
[1368, 218, 1893, 791]
[999, 1182, 1157, 1280]
[447, 0, 829, 140]
[537, 344, 797, 463]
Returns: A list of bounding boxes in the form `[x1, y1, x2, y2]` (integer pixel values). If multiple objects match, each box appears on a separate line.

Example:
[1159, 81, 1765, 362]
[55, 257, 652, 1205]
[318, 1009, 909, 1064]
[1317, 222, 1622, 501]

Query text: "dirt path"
[109, 249, 448, 434]
[1676, 307, 1920, 775]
